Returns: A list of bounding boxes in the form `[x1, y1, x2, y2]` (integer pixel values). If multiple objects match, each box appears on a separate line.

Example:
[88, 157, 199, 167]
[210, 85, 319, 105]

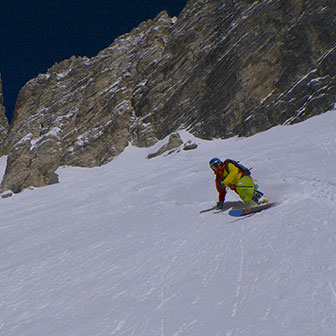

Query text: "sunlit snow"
[1, 110, 336, 335]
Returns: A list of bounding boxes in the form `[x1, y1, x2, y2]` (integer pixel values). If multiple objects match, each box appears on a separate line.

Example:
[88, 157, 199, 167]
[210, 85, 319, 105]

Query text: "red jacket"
[214, 162, 241, 202]
[216, 178, 227, 203]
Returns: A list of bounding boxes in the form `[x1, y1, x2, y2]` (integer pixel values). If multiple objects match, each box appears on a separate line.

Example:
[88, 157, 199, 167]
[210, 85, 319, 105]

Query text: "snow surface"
[1, 110, 336, 336]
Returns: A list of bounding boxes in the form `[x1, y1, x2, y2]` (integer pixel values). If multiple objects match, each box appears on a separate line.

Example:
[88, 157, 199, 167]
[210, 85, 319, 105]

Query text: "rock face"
[134, 0, 336, 139]
[1, 0, 336, 193]
[0, 74, 9, 153]
[1, 11, 175, 193]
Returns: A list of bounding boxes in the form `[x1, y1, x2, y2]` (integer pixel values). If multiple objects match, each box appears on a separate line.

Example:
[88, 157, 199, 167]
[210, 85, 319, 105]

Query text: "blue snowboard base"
[229, 202, 277, 217]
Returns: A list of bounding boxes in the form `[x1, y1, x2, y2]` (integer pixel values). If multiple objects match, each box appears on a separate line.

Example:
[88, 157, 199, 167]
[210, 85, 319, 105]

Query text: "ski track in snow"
[0, 110, 336, 335]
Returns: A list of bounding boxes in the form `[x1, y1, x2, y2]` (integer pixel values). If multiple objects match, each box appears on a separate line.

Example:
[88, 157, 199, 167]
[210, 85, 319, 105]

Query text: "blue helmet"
[209, 157, 222, 171]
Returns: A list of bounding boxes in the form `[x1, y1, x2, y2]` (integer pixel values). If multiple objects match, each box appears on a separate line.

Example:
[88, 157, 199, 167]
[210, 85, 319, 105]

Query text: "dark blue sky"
[1, 0, 187, 123]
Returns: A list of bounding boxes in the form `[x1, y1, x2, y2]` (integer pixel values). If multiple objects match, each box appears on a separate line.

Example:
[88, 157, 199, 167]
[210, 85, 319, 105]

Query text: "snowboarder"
[209, 158, 268, 209]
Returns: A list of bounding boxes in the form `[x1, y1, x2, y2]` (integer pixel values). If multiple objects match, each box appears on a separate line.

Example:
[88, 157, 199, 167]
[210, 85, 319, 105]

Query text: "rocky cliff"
[1, 11, 175, 192]
[1, 0, 336, 193]
[134, 0, 336, 139]
[0, 75, 9, 152]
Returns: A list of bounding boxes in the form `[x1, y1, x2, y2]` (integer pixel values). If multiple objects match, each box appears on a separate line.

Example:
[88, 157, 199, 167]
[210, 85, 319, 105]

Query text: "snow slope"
[1, 110, 336, 336]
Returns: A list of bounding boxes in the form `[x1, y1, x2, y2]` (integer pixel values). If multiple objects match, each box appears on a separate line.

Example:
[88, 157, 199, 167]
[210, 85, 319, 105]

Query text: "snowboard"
[228, 202, 277, 217]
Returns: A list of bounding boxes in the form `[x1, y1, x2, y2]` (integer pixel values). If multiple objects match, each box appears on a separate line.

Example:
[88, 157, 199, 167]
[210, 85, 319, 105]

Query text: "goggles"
[211, 162, 221, 172]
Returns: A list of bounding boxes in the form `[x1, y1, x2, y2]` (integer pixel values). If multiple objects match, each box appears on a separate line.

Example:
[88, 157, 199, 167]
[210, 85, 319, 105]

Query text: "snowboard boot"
[252, 190, 268, 205]
[258, 196, 269, 205]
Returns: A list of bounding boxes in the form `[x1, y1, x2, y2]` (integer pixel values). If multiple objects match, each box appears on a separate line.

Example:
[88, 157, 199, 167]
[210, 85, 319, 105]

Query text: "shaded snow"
[0, 110, 336, 335]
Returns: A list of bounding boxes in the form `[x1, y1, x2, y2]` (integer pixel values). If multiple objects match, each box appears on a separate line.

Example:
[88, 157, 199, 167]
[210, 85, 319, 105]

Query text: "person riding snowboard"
[209, 158, 268, 209]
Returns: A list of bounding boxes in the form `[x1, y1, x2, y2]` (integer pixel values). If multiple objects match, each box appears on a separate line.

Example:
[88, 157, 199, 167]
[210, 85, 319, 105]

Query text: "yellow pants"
[236, 176, 258, 207]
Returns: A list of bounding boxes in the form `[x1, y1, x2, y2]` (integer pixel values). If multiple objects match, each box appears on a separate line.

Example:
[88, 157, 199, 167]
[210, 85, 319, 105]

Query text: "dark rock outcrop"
[0, 74, 9, 153]
[1, 0, 336, 193]
[134, 0, 336, 139]
[147, 133, 184, 159]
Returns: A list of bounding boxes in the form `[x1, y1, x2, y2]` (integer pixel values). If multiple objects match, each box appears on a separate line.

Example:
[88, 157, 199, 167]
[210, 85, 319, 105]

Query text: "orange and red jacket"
[214, 162, 243, 202]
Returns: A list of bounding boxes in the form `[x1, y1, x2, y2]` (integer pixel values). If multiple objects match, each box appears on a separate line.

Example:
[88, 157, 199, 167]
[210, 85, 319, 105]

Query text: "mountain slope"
[0, 110, 335, 335]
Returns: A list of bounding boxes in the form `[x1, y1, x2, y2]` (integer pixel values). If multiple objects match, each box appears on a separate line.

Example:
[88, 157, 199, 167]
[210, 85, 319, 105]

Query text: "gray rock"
[0, 74, 9, 154]
[147, 133, 183, 159]
[1, 190, 13, 199]
[183, 141, 198, 151]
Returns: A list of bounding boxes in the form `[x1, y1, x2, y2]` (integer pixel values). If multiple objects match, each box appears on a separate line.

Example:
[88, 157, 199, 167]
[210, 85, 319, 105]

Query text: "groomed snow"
[1, 110, 336, 335]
